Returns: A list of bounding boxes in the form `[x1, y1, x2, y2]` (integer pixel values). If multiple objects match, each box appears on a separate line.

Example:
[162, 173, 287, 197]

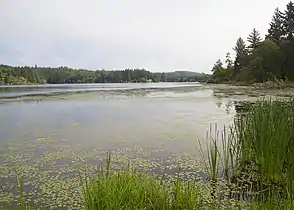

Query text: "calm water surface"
[0, 83, 235, 153]
[1, 82, 293, 154]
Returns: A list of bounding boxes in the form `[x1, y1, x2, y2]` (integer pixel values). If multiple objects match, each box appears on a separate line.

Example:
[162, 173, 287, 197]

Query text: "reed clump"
[204, 99, 294, 206]
[81, 153, 203, 210]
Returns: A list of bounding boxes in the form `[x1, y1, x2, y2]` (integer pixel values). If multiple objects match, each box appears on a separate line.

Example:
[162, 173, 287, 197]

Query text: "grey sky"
[0, 0, 289, 72]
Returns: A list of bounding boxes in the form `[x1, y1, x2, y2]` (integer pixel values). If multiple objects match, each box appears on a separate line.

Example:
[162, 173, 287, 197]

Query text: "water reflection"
[0, 83, 201, 99]
[1, 83, 294, 208]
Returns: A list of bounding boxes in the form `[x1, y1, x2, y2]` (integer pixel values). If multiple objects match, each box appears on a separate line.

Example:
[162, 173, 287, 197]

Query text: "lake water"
[1, 83, 293, 208]
[0, 83, 236, 152]
[1, 82, 294, 154]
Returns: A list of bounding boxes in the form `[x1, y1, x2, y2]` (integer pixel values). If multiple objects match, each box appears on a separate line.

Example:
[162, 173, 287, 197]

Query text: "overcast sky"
[0, 0, 289, 72]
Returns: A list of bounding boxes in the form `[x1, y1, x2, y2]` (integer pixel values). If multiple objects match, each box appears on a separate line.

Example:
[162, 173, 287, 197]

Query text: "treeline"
[0, 65, 210, 85]
[212, 1, 294, 83]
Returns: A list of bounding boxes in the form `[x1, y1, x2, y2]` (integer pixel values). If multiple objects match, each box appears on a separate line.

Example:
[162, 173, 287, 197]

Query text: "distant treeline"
[211, 1, 294, 84]
[0, 65, 210, 85]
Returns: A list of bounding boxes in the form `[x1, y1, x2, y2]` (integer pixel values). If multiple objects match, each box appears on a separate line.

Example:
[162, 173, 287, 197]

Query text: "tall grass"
[234, 100, 294, 198]
[203, 99, 294, 203]
[82, 152, 202, 210]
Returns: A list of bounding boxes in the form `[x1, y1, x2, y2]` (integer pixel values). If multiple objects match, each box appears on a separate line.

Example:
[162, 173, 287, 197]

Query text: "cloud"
[0, 0, 290, 72]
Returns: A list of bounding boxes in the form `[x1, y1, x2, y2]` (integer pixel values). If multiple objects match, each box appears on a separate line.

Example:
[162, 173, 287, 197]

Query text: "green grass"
[82, 153, 202, 210]
[82, 169, 203, 210]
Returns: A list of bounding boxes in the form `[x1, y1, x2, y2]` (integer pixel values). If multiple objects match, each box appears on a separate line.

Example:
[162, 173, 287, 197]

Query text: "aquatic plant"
[203, 99, 294, 204]
[234, 99, 294, 198]
[81, 153, 241, 209]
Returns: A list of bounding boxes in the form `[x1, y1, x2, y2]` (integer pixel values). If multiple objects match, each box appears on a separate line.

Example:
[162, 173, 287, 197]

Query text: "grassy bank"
[2, 100, 294, 209]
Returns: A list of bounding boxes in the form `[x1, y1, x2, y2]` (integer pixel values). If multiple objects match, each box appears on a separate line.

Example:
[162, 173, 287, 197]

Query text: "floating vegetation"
[1, 99, 294, 209]
[0, 135, 205, 209]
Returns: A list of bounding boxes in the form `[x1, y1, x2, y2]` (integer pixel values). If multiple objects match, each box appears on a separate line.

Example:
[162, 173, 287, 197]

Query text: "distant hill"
[166, 71, 211, 82]
[0, 64, 211, 85]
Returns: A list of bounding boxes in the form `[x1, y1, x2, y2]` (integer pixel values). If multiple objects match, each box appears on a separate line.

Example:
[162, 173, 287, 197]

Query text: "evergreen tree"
[225, 53, 233, 69]
[211, 59, 232, 82]
[250, 39, 283, 82]
[267, 8, 285, 41]
[283, 1, 294, 39]
[233, 37, 248, 73]
[211, 59, 223, 73]
[211, 1, 294, 83]
[247, 28, 262, 51]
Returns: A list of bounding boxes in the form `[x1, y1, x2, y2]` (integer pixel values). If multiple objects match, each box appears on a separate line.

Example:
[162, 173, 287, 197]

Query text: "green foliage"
[235, 67, 254, 82]
[249, 39, 283, 82]
[0, 65, 210, 85]
[225, 52, 233, 70]
[0, 65, 39, 85]
[233, 37, 249, 74]
[211, 59, 232, 83]
[212, 1, 294, 84]
[247, 28, 262, 52]
[267, 8, 285, 42]
[284, 1, 294, 39]
[280, 39, 294, 80]
[166, 71, 210, 82]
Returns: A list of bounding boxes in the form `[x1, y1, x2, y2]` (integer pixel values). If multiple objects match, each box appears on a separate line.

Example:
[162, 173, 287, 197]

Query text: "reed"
[203, 99, 294, 203]
[82, 152, 202, 210]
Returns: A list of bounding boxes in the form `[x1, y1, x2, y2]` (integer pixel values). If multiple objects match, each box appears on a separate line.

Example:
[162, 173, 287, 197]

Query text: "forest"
[0, 65, 210, 85]
[211, 1, 294, 84]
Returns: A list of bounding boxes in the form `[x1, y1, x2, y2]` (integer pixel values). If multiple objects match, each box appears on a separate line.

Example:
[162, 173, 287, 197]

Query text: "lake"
[0, 82, 293, 208]
[0, 83, 236, 152]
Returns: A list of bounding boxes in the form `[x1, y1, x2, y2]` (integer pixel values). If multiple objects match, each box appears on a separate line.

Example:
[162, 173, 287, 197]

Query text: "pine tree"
[283, 1, 294, 39]
[267, 8, 285, 41]
[247, 28, 262, 51]
[211, 59, 223, 73]
[225, 52, 233, 69]
[233, 37, 248, 72]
